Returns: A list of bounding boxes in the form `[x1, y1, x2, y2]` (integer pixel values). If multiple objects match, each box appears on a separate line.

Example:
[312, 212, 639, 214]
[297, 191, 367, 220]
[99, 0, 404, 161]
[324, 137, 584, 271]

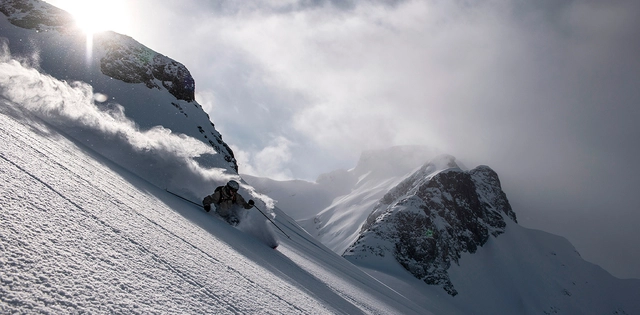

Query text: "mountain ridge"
[346, 156, 517, 296]
[244, 145, 439, 254]
[246, 150, 640, 313]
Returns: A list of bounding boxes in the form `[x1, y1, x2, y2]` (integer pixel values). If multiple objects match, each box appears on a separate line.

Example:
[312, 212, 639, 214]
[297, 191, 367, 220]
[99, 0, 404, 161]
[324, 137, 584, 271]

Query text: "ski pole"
[253, 205, 291, 239]
[167, 189, 291, 239]
[166, 189, 203, 208]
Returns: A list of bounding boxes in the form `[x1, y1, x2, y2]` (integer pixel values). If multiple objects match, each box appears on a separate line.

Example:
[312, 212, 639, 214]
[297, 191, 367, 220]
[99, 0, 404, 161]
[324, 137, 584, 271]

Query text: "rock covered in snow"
[345, 155, 517, 296]
[0, 0, 237, 172]
[1, 0, 195, 102]
[98, 34, 196, 102]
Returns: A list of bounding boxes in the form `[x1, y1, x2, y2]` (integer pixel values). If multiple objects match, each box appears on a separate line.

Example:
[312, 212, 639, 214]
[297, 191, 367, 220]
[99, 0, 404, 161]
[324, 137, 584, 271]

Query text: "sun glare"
[48, 0, 132, 35]
[45, 0, 133, 66]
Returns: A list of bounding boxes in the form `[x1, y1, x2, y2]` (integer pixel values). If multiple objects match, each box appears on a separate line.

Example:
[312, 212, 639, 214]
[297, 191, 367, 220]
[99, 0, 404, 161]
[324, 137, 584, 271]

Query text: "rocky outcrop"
[98, 34, 196, 102]
[345, 156, 517, 296]
[1, 0, 236, 172]
[1, 0, 196, 102]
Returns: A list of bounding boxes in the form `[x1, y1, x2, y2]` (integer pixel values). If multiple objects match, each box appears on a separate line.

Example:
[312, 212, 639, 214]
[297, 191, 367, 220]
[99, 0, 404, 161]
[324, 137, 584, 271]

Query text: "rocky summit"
[345, 155, 517, 296]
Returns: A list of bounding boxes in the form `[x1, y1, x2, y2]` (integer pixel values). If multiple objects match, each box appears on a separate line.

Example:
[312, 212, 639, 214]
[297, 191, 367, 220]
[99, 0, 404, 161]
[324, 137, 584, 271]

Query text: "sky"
[43, 0, 640, 279]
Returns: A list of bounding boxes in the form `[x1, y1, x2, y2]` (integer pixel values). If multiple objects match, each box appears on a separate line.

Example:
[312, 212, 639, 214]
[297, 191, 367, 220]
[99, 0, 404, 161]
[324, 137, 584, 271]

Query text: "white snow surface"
[0, 93, 427, 313]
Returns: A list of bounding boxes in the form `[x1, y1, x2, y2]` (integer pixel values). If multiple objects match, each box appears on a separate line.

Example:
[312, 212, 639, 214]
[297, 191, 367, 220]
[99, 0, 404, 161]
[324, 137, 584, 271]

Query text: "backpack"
[214, 186, 237, 203]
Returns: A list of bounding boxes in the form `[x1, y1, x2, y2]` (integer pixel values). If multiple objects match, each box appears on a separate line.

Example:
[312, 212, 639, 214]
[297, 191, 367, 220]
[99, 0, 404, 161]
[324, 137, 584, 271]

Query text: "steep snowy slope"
[0, 1, 435, 313]
[348, 220, 640, 315]
[0, 95, 430, 313]
[447, 223, 640, 314]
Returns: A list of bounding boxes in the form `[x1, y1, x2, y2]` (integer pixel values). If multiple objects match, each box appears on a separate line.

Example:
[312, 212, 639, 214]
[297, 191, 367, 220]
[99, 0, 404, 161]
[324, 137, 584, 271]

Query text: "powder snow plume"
[0, 44, 274, 208]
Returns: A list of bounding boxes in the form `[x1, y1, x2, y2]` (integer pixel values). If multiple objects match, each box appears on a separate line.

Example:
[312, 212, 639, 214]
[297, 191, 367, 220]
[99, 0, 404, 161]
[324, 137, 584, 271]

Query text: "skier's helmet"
[227, 180, 240, 191]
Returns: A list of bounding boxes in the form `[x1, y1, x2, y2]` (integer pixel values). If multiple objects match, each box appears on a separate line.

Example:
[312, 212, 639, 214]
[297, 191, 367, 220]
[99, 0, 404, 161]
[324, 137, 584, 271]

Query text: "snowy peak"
[243, 146, 439, 258]
[1, 0, 195, 102]
[346, 158, 516, 296]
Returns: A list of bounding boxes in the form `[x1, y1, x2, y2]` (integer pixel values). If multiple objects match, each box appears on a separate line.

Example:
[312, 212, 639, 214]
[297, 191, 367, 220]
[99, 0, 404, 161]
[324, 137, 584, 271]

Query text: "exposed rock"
[345, 156, 517, 296]
[99, 34, 195, 102]
[1, 0, 196, 102]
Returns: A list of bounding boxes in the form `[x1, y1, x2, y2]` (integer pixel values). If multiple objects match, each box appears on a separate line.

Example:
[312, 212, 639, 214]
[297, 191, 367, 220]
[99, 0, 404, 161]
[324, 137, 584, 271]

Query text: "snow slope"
[348, 221, 640, 315]
[446, 223, 640, 314]
[0, 94, 429, 313]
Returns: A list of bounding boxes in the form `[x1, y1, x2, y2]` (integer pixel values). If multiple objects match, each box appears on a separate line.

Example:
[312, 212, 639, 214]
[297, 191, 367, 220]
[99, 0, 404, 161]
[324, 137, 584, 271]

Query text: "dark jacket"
[205, 186, 252, 217]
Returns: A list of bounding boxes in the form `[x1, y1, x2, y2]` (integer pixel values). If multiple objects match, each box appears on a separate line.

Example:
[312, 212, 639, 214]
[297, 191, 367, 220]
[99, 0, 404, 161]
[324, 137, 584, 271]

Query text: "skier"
[203, 180, 254, 225]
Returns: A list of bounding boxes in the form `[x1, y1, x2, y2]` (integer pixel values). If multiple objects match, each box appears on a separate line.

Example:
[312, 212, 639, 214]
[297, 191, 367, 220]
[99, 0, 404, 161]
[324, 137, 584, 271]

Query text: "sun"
[46, 0, 133, 65]
[47, 0, 132, 35]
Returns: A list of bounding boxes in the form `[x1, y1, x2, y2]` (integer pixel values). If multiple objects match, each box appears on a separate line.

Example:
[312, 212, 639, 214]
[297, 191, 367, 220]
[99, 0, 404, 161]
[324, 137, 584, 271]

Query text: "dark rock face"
[1, 0, 196, 102]
[346, 158, 517, 296]
[99, 36, 196, 102]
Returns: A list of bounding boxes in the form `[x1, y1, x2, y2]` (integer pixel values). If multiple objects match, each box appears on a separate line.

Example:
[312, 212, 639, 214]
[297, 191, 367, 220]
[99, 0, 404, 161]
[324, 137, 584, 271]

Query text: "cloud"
[232, 136, 294, 180]
[199, 0, 640, 180]
[189, 0, 530, 158]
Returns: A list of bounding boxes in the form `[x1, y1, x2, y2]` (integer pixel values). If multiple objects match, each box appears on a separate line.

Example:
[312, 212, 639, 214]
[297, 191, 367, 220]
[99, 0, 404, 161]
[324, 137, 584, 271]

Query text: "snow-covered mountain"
[246, 152, 640, 313]
[346, 156, 517, 296]
[244, 145, 439, 254]
[0, 0, 237, 180]
[344, 155, 640, 313]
